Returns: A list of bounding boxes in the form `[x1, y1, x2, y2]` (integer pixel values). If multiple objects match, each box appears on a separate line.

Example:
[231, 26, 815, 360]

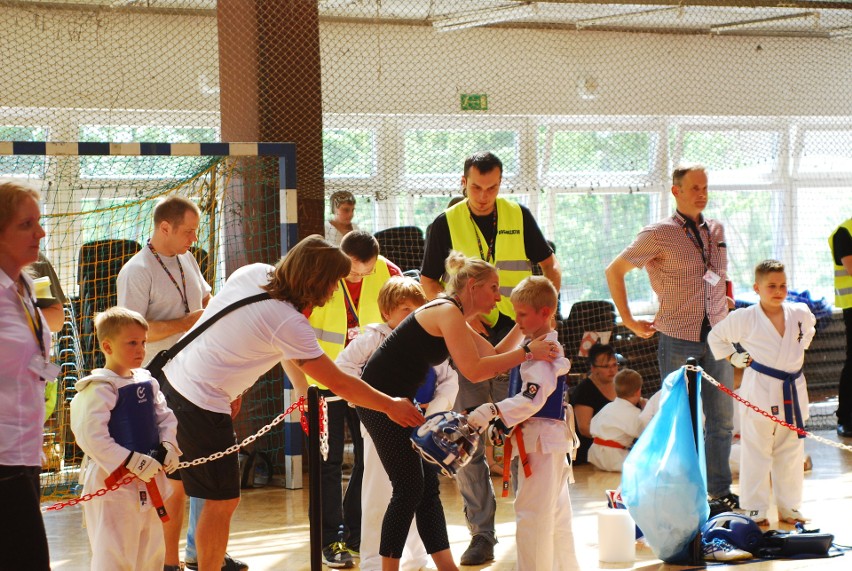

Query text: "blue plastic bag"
[621, 367, 710, 562]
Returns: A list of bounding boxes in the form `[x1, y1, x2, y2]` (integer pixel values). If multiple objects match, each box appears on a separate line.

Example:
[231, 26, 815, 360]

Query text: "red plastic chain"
[45, 475, 136, 512]
[298, 395, 325, 436]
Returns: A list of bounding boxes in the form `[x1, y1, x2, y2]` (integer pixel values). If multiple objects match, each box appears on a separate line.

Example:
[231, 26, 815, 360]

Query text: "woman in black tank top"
[356, 252, 557, 570]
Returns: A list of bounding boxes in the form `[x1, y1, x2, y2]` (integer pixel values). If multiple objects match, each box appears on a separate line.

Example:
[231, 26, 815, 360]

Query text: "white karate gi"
[336, 323, 459, 571]
[588, 398, 643, 472]
[496, 331, 577, 571]
[708, 302, 816, 518]
[70, 368, 179, 571]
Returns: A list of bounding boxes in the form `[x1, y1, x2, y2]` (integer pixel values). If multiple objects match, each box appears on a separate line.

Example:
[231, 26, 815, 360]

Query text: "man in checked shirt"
[605, 163, 738, 515]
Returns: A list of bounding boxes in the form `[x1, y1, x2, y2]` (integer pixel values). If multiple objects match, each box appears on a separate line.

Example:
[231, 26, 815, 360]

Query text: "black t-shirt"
[833, 226, 852, 266]
[420, 202, 553, 281]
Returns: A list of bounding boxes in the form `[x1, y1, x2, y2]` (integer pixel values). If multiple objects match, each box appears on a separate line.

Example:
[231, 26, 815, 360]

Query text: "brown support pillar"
[217, 0, 325, 276]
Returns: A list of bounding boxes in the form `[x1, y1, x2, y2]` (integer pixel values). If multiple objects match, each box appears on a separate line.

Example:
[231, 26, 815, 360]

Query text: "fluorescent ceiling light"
[710, 12, 818, 34]
[433, 3, 539, 33]
[575, 6, 682, 30]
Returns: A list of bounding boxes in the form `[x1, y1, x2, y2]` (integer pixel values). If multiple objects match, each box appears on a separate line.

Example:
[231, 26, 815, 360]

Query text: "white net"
[4, 1, 850, 492]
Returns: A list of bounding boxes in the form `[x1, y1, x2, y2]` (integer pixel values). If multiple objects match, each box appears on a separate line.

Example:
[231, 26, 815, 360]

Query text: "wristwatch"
[522, 343, 534, 361]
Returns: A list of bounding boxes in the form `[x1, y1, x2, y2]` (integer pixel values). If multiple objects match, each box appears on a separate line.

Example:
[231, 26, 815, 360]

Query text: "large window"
[403, 129, 517, 177]
[323, 128, 375, 178]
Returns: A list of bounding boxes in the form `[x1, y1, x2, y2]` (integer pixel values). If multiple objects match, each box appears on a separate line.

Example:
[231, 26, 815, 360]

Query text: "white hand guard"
[467, 403, 499, 432]
[160, 442, 180, 474]
[125, 451, 162, 483]
[730, 351, 751, 369]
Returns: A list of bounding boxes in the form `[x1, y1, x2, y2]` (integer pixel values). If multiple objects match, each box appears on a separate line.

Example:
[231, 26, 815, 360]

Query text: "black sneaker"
[708, 492, 740, 517]
[460, 535, 495, 566]
[838, 421, 852, 437]
[184, 553, 248, 571]
[322, 542, 354, 569]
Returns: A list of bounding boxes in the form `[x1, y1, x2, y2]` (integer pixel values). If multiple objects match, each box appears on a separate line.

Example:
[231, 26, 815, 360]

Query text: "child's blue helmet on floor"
[410, 410, 480, 477]
[701, 512, 764, 554]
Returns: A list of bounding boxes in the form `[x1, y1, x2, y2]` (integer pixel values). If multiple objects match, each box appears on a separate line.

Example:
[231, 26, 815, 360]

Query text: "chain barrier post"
[684, 357, 703, 565]
[307, 384, 322, 571]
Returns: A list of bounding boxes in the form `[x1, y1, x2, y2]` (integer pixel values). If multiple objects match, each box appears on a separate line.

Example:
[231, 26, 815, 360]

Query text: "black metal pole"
[684, 357, 703, 565]
[307, 385, 321, 571]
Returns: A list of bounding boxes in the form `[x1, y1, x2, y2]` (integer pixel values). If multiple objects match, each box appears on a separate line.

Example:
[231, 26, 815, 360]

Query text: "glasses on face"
[592, 362, 619, 369]
[349, 267, 376, 278]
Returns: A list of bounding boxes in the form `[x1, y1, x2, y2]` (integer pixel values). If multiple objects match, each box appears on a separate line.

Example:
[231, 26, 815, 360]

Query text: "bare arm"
[420, 275, 443, 301]
[574, 404, 594, 438]
[297, 354, 423, 427]
[40, 303, 65, 332]
[421, 304, 554, 382]
[282, 359, 309, 400]
[605, 255, 655, 338]
[842, 254, 852, 277]
[538, 253, 562, 293]
[146, 309, 205, 342]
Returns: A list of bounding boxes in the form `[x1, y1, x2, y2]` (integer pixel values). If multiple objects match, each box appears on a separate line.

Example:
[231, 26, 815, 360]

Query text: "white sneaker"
[703, 538, 753, 561]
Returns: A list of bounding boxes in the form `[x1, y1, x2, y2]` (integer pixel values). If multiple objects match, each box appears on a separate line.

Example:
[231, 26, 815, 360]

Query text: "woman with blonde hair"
[0, 182, 52, 570]
[357, 251, 560, 571]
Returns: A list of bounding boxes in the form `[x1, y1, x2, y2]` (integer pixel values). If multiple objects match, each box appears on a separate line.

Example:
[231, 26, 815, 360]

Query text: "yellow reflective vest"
[445, 198, 530, 325]
[830, 219, 852, 309]
[307, 255, 392, 390]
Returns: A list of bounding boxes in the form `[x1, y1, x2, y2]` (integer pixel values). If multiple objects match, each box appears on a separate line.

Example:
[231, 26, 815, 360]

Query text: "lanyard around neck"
[147, 240, 190, 314]
[17, 280, 47, 359]
[341, 279, 359, 327]
[468, 207, 498, 264]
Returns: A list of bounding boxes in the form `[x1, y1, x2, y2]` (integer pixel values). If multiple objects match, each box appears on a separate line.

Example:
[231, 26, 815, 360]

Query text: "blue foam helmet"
[701, 512, 764, 554]
[410, 411, 480, 477]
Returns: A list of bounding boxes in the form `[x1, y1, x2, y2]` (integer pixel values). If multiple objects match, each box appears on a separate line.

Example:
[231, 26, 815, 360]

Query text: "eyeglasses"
[592, 362, 619, 369]
[349, 268, 376, 278]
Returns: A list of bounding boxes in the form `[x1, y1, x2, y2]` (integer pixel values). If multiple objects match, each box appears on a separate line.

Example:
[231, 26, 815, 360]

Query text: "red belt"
[501, 424, 532, 498]
[105, 466, 169, 522]
[593, 437, 627, 450]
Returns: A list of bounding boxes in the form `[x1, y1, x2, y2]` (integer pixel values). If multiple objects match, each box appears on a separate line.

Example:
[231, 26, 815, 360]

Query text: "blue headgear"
[701, 512, 764, 553]
[410, 411, 480, 477]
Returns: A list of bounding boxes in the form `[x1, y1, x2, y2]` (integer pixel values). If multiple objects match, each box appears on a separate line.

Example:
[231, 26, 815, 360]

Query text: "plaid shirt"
[621, 211, 729, 342]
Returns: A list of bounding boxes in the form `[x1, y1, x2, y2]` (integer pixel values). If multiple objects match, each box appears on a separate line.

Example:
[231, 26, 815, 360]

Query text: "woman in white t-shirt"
[325, 190, 359, 246]
[161, 234, 422, 571]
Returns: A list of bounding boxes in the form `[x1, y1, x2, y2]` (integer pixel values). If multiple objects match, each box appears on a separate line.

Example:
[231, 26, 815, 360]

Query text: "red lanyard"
[147, 241, 190, 314]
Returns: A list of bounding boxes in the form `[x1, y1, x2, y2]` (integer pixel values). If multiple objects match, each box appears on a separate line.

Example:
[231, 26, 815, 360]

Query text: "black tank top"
[361, 299, 457, 400]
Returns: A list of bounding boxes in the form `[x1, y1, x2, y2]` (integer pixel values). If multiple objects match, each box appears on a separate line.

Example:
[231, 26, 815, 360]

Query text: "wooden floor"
[44, 428, 852, 571]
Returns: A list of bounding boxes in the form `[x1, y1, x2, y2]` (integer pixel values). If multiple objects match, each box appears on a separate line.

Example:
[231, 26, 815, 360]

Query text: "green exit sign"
[461, 94, 488, 111]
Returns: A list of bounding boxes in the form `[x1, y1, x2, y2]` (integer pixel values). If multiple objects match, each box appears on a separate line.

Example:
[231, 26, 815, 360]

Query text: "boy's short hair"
[378, 276, 427, 318]
[614, 368, 642, 398]
[754, 259, 785, 282]
[510, 276, 558, 312]
[340, 230, 380, 263]
[94, 306, 148, 351]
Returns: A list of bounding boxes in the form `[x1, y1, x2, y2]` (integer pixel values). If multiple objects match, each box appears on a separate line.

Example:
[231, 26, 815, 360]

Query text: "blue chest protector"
[108, 381, 160, 456]
[414, 367, 438, 405]
[508, 366, 567, 420]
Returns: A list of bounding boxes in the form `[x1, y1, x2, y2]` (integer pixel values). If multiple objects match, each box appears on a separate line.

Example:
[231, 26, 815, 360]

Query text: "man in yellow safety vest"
[830, 218, 852, 437]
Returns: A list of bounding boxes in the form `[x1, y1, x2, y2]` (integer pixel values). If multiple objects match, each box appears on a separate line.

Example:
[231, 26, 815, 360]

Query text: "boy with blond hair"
[588, 369, 645, 472]
[71, 307, 180, 571]
[334, 276, 458, 571]
[708, 259, 816, 525]
[467, 276, 575, 571]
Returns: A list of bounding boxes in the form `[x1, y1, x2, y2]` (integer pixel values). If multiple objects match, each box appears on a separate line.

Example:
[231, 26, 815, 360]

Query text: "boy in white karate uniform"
[335, 277, 459, 571]
[71, 307, 180, 571]
[467, 276, 575, 571]
[588, 369, 644, 472]
[708, 259, 816, 525]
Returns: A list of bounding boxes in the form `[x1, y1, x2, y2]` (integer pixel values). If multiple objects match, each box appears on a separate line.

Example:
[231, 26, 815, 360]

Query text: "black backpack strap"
[164, 291, 272, 361]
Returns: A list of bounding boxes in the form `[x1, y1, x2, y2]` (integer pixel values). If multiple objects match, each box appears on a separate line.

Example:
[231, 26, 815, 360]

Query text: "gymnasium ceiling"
[14, 0, 852, 38]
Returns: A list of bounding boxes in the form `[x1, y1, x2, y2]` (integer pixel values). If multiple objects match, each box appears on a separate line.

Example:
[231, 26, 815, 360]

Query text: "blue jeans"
[185, 496, 204, 562]
[657, 332, 734, 498]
